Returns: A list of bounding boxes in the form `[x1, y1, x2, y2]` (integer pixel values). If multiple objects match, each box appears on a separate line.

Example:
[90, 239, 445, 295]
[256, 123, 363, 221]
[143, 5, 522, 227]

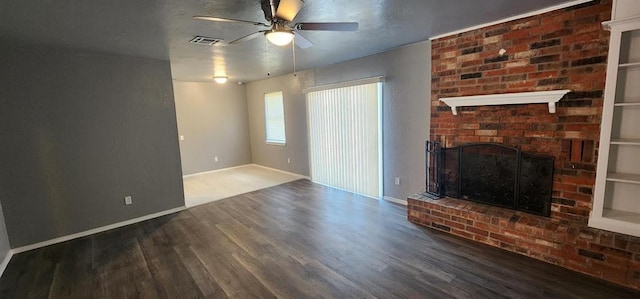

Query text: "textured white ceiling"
[0, 0, 582, 83]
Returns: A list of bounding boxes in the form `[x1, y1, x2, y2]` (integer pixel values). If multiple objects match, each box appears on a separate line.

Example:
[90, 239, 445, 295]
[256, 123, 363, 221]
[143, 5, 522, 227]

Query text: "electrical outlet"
[179, 135, 185, 141]
[287, 158, 291, 164]
[394, 177, 401, 186]
[124, 195, 133, 205]
[214, 156, 219, 162]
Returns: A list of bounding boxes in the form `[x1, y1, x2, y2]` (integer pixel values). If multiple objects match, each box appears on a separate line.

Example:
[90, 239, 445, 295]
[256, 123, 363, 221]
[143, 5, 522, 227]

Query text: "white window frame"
[264, 91, 286, 146]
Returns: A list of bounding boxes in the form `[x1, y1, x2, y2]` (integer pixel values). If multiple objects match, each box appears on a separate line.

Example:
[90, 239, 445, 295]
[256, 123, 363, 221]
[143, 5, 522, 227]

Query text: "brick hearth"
[408, 195, 640, 288]
[408, 0, 640, 289]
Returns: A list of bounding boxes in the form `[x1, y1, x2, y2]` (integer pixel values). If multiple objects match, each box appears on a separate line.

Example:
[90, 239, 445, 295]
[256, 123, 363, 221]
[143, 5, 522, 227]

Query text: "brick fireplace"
[407, 0, 640, 289]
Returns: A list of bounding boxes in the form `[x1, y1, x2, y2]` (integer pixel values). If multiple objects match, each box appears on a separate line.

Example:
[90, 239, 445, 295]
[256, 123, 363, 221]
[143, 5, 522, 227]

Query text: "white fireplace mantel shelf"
[439, 90, 571, 115]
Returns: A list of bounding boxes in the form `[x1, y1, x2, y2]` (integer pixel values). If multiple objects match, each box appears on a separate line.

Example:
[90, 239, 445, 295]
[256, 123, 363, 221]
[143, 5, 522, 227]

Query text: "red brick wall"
[431, 0, 612, 222]
[411, 0, 640, 289]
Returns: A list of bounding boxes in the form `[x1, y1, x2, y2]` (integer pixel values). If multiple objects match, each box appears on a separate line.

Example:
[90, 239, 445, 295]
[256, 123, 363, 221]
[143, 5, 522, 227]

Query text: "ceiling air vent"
[189, 36, 223, 45]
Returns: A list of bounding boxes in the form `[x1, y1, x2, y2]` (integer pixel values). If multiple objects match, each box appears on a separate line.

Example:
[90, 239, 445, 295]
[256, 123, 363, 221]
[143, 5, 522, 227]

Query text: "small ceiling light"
[213, 76, 228, 84]
[265, 24, 294, 46]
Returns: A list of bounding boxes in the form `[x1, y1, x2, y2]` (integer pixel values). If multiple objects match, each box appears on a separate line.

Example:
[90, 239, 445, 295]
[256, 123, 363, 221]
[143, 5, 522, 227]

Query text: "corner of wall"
[0, 195, 13, 277]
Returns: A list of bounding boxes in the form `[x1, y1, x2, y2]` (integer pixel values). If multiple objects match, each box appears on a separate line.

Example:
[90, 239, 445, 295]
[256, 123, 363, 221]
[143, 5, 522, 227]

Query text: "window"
[264, 91, 286, 145]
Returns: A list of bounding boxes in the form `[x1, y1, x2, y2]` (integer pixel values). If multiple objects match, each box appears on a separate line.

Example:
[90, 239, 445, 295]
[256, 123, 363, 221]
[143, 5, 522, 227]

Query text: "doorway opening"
[305, 78, 383, 199]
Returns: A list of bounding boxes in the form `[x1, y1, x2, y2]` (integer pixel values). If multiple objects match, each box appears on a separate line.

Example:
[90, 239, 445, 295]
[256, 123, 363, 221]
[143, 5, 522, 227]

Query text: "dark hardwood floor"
[1, 179, 638, 298]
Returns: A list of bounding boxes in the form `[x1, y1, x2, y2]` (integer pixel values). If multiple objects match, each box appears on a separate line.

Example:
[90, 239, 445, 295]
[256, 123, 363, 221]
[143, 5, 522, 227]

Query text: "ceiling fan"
[194, 0, 359, 49]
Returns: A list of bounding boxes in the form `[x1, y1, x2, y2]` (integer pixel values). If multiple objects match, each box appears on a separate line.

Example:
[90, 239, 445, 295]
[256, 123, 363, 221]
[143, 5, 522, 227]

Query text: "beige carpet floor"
[183, 164, 306, 207]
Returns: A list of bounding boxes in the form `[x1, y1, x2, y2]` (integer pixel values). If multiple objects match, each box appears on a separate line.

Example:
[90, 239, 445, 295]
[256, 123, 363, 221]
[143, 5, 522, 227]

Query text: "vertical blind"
[306, 80, 382, 199]
[265, 91, 286, 144]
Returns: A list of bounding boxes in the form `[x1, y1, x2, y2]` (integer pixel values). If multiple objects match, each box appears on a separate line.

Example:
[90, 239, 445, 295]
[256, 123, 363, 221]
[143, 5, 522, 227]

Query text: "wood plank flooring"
[1, 179, 638, 298]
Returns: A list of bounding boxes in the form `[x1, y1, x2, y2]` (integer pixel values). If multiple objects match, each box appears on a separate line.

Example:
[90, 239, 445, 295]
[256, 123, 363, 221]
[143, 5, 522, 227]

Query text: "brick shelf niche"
[410, 0, 640, 290]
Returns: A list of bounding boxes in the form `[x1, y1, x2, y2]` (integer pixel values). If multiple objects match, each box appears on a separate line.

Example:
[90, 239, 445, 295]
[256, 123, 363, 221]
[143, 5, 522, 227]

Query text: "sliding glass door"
[305, 79, 382, 199]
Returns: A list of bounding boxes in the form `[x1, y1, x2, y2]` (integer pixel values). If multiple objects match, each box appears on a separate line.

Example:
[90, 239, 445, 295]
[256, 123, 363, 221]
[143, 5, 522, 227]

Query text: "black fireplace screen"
[425, 141, 553, 217]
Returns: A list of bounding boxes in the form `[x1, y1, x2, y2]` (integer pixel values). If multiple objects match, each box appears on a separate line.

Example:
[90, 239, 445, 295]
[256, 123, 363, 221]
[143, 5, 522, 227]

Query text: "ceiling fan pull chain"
[293, 38, 297, 76]
[265, 38, 271, 76]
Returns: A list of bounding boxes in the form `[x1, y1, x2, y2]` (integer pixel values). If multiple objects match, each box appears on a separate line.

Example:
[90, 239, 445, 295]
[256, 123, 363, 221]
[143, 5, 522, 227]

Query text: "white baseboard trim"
[0, 250, 13, 278]
[429, 0, 592, 40]
[182, 164, 253, 179]
[383, 196, 408, 206]
[251, 163, 310, 180]
[11, 206, 186, 254]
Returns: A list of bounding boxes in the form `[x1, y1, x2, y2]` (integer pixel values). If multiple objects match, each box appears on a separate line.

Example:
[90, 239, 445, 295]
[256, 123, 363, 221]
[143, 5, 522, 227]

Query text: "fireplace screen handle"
[425, 140, 444, 198]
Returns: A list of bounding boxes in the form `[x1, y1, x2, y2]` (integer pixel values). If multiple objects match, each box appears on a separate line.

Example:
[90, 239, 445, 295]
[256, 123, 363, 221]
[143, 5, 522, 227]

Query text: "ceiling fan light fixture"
[265, 30, 294, 46]
[213, 76, 228, 84]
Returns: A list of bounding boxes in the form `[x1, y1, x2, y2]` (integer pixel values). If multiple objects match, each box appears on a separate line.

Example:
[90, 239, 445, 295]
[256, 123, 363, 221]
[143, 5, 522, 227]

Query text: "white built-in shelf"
[439, 90, 571, 115]
[590, 9, 640, 237]
[589, 209, 640, 237]
[619, 61, 640, 68]
[603, 15, 640, 29]
[614, 102, 640, 106]
[611, 138, 640, 145]
[607, 172, 640, 184]
[603, 209, 640, 225]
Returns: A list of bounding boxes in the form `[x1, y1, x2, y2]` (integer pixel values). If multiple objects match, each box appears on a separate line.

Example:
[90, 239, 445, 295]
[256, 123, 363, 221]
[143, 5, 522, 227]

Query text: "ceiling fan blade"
[193, 16, 269, 27]
[275, 0, 304, 22]
[229, 30, 267, 44]
[295, 22, 359, 31]
[294, 31, 313, 49]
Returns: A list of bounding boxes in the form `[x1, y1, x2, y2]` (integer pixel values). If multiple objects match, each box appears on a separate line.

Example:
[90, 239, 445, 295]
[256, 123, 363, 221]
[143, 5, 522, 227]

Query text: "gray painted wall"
[174, 81, 252, 175]
[0, 45, 185, 247]
[246, 41, 431, 200]
[246, 75, 310, 176]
